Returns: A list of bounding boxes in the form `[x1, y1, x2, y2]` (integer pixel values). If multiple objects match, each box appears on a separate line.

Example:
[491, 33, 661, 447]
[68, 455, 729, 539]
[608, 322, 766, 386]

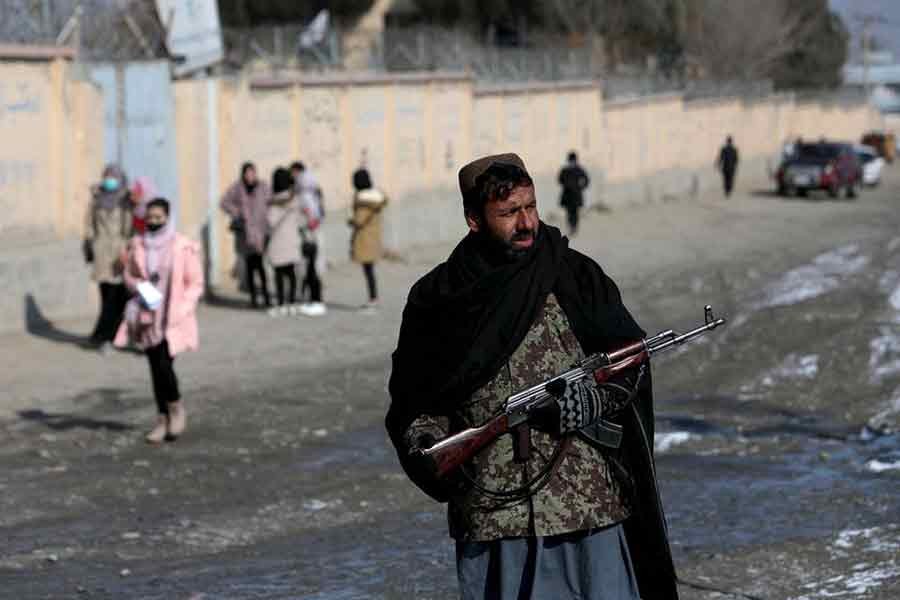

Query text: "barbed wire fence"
[0, 0, 166, 61]
[0, 3, 859, 107]
[222, 24, 343, 72]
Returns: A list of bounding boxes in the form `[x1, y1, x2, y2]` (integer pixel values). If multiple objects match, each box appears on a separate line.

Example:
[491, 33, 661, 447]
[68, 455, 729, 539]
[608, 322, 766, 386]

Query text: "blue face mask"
[101, 177, 120, 192]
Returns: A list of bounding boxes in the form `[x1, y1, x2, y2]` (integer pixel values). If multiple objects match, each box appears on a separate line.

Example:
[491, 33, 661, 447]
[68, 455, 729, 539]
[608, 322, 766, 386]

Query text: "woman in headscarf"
[220, 162, 272, 308]
[265, 167, 301, 316]
[348, 168, 388, 312]
[116, 198, 203, 443]
[83, 164, 133, 350]
[129, 176, 157, 234]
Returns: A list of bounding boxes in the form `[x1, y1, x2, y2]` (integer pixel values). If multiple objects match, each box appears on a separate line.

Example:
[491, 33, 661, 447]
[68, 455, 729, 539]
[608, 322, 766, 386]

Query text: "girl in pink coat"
[115, 198, 204, 443]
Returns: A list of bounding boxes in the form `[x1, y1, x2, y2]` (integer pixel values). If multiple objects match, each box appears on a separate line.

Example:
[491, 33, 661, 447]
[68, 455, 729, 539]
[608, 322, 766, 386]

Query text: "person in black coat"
[557, 151, 590, 235]
[717, 136, 740, 197]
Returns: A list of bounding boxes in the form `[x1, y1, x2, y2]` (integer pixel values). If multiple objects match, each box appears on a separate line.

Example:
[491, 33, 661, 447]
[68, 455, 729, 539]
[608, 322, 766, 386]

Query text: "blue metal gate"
[87, 61, 180, 223]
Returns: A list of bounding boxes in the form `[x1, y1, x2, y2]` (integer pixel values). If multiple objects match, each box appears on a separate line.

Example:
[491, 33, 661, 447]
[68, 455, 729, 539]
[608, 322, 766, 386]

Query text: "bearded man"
[386, 153, 678, 599]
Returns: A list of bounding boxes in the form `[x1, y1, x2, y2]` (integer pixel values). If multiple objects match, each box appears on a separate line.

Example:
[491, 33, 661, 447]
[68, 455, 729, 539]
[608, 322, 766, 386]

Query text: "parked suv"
[776, 142, 861, 199]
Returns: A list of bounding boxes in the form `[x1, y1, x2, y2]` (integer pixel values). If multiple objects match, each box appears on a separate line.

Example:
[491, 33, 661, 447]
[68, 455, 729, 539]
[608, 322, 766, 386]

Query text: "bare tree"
[538, 0, 675, 69]
[680, 0, 814, 81]
[539, 0, 670, 36]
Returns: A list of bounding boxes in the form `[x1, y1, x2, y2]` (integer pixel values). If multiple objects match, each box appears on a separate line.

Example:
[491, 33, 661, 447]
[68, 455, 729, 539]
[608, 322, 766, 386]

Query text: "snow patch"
[793, 526, 900, 599]
[865, 459, 900, 473]
[890, 284, 900, 313]
[869, 327, 900, 381]
[774, 354, 819, 380]
[793, 564, 900, 599]
[755, 354, 820, 390]
[654, 431, 695, 453]
[757, 244, 869, 309]
[832, 526, 900, 556]
[303, 498, 342, 512]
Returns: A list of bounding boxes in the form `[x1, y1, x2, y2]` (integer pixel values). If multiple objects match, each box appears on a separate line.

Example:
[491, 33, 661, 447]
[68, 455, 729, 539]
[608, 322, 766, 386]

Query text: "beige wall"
[164, 75, 882, 283]
[603, 94, 882, 184]
[0, 57, 883, 333]
[0, 58, 102, 240]
[0, 61, 884, 251]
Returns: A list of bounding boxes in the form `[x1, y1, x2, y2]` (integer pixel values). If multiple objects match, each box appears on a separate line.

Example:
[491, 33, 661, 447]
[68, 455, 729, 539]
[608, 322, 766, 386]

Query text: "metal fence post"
[206, 77, 219, 287]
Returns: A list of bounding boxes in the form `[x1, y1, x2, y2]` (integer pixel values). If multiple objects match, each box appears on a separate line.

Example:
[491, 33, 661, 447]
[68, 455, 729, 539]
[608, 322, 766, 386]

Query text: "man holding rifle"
[386, 153, 679, 599]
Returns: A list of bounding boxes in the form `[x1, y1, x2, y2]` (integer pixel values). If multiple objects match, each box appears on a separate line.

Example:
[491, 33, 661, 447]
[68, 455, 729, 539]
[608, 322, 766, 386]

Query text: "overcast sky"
[829, 0, 900, 63]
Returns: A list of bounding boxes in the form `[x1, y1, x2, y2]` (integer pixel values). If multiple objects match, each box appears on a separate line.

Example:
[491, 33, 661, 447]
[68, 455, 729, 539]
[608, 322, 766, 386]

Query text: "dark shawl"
[386, 222, 678, 600]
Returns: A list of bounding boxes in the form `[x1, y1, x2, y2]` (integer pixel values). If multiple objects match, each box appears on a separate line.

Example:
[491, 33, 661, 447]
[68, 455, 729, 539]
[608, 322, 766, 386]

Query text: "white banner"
[155, 0, 224, 77]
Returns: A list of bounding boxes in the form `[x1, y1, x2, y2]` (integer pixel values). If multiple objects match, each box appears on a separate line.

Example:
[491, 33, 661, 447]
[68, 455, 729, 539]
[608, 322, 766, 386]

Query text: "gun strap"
[463, 436, 572, 504]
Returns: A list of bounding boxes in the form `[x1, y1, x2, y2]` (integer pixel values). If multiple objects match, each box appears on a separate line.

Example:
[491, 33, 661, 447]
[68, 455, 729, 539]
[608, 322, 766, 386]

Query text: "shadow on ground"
[24, 294, 92, 349]
[17, 408, 134, 432]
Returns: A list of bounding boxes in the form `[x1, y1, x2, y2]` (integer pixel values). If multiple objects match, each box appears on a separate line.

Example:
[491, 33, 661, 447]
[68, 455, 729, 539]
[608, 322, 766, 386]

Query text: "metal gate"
[87, 61, 180, 223]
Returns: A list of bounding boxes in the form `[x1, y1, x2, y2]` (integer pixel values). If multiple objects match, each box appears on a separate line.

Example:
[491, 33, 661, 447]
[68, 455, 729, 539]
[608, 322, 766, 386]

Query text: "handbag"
[299, 227, 317, 258]
[82, 239, 94, 263]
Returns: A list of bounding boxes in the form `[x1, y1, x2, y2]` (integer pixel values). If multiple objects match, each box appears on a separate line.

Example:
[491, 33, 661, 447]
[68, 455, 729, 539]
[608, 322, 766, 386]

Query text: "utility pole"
[855, 13, 888, 100]
[863, 15, 872, 98]
[40, 0, 52, 40]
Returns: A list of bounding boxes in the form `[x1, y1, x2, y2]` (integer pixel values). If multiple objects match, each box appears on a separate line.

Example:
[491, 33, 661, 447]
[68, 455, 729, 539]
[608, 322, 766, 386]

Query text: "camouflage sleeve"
[403, 415, 449, 453]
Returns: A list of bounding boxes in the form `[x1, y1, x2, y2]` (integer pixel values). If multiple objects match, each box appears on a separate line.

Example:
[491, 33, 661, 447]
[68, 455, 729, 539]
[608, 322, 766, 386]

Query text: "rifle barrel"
[647, 318, 726, 355]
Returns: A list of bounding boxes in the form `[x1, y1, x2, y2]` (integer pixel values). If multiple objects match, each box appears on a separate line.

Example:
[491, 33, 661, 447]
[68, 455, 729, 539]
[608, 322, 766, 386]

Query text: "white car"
[854, 144, 885, 186]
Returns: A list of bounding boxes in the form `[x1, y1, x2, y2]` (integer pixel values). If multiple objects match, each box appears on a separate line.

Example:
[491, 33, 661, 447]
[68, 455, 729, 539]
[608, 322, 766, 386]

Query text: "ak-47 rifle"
[416, 305, 727, 479]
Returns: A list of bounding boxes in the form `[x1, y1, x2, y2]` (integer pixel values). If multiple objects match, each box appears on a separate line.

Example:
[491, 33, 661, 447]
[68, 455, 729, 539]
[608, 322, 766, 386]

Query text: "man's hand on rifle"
[532, 377, 631, 436]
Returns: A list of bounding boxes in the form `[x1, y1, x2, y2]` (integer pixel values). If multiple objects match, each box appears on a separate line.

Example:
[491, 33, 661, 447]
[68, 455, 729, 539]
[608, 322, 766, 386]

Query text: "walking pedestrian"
[557, 151, 590, 235]
[290, 161, 325, 221]
[116, 198, 203, 444]
[291, 161, 327, 298]
[296, 172, 326, 318]
[348, 168, 388, 311]
[129, 176, 157, 235]
[83, 164, 133, 352]
[266, 168, 301, 317]
[718, 136, 740, 197]
[220, 162, 272, 308]
[387, 153, 677, 600]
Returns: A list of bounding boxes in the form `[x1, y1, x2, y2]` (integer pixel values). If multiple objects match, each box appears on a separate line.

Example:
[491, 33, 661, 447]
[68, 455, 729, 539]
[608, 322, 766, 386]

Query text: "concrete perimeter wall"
[0, 56, 104, 333]
[171, 74, 882, 292]
[0, 59, 884, 332]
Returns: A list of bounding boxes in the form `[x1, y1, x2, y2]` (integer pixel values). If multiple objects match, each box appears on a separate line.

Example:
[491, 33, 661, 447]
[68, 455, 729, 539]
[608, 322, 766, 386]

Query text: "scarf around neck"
[387, 221, 645, 435]
[143, 222, 176, 280]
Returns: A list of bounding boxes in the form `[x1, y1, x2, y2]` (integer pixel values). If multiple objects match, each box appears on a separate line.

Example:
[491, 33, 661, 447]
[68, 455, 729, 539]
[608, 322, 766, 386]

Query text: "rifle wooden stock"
[420, 413, 511, 478]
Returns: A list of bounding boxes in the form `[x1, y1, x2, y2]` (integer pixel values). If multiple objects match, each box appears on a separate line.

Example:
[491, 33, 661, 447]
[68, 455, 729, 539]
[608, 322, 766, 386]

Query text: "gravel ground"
[1, 170, 899, 599]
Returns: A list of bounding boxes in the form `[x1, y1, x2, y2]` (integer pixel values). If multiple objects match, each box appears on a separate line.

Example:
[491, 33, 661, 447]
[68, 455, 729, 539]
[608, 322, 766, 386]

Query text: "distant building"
[844, 54, 900, 114]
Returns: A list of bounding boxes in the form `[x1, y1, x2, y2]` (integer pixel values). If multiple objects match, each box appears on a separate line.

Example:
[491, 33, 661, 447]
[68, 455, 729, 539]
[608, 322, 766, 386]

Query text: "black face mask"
[146, 222, 165, 233]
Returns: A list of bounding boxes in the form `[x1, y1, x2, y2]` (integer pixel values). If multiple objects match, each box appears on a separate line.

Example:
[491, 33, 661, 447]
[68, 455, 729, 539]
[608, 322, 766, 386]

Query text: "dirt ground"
[2, 168, 899, 599]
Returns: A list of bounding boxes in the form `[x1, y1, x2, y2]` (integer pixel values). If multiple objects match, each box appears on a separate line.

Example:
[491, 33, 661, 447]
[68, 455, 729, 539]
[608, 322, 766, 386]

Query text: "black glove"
[533, 377, 630, 436]
[556, 378, 603, 434]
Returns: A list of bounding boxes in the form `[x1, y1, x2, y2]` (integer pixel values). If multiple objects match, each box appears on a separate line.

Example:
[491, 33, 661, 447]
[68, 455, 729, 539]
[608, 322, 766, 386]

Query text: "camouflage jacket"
[405, 294, 632, 541]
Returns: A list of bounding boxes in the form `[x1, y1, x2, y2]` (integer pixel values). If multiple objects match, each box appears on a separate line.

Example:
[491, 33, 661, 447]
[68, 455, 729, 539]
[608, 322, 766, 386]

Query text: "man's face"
[467, 185, 539, 256]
